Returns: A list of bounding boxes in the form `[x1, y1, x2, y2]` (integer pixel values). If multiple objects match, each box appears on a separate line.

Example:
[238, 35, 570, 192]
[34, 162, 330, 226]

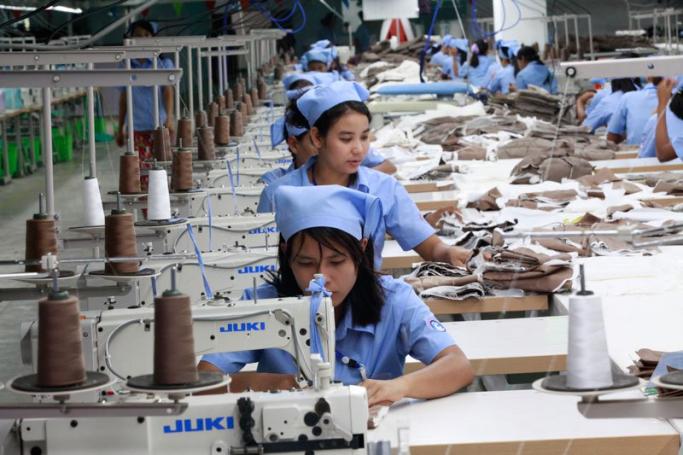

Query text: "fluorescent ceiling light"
[0, 4, 83, 14]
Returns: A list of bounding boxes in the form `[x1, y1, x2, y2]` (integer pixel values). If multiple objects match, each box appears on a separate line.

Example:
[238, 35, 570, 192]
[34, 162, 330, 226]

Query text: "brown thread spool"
[233, 81, 244, 100]
[242, 95, 254, 116]
[225, 89, 234, 109]
[195, 110, 208, 129]
[177, 117, 193, 147]
[153, 289, 199, 385]
[152, 126, 172, 162]
[104, 209, 139, 275]
[239, 101, 249, 126]
[250, 87, 259, 108]
[25, 215, 57, 273]
[119, 152, 141, 194]
[216, 95, 226, 112]
[171, 149, 194, 192]
[207, 102, 219, 127]
[214, 115, 231, 146]
[258, 77, 267, 100]
[231, 108, 244, 137]
[274, 64, 284, 81]
[197, 127, 216, 161]
[37, 292, 86, 387]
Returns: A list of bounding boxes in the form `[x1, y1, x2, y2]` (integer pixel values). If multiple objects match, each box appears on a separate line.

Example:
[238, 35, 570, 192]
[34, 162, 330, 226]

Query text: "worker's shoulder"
[377, 275, 424, 314]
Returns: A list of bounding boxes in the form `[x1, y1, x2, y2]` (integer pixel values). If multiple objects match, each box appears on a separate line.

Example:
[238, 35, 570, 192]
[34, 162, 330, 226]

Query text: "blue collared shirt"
[515, 61, 557, 94]
[430, 51, 448, 67]
[486, 64, 515, 94]
[582, 90, 624, 133]
[459, 55, 495, 87]
[586, 87, 611, 116]
[119, 57, 174, 132]
[666, 105, 683, 159]
[260, 163, 295, 186]
[638, 113, 657, 158]
[607, 83, 658, 145]
[201, 276, 456, 384]
[257, 157, 435, 270]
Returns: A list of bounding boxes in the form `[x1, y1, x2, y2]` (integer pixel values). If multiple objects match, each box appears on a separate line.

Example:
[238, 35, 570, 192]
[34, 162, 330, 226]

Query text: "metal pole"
[187, 47, 194, 128]
[42, 87, 55, 216]
[28, 113, 36, 171]
[197, 45, 204, 110]
[574, 15, 580, 59]
[218, 46, 224, 96]
[153, 55, 160, 128]
[223, 47, 229, 90]
[1, 121, 9, 184]
[207, 50, 213, 102]
[125, 58, 135, 155]
[174, 50, 181, 120]
[87, 62, 97, 178]
[587, 15, 595, 60]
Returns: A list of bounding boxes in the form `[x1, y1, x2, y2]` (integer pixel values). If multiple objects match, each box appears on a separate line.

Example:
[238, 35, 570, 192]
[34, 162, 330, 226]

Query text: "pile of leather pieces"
[404, 246, 573, 301]
[436, 217, 516, 249]
[628, 348, 683, 398]
[510, 149, 594, 184]
[360, 38, 424, 64]
[498, 136, 619, 161]
[490, 88, 575, 124]
[642, 172, 683, 195]
[416, 163, 462, 181]
[417, 115, 524, 152]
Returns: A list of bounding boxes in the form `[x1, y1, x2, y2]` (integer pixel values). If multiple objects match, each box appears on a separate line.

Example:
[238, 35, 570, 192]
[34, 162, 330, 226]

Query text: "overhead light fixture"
[0, 4, 83, 14]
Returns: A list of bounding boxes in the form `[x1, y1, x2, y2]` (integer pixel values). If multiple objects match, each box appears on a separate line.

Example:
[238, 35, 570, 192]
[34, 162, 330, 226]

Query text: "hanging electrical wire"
[0, 0, 61, 31]
[419, 0, 444, 83]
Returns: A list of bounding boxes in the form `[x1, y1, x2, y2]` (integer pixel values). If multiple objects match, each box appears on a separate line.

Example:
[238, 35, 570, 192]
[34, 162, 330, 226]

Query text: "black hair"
[127, 19, 156, 38]
[651, 77, 664, 87]
[290, 79, 314, 90]
[671, 90, 683, 120]
[456, 48, 467, 66]
[469, 39, 488, 69]
[287, 99, 371, 136]
[266, 227, 385, 326]
[610, 78, 640, 94]
[515, 45, 543, 76]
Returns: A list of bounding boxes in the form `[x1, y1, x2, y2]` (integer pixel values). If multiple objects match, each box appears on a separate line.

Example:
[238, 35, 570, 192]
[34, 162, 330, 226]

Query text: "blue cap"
[311, 39, 331, 49]
[304, 49, 331, 65]
[286, 84, 314, 101]
[449, 38, 469, 53]
[495, 39, 520, 59]
[296, 80, 369, 128]
[274, 185, 383, 241]
[309, 71, 340, 85]
[271, 117, 309, 147]
[282, 72, 316, 90]
[441, 34, 452, 44]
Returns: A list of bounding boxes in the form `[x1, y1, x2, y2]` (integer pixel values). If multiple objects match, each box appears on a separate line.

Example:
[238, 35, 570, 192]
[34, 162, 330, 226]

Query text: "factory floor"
[0, 140, 121, 402]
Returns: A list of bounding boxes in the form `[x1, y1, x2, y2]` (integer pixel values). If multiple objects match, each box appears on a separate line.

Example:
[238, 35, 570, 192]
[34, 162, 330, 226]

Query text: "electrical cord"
[0, 0, 60, 31]
[419, 0, 443, 83]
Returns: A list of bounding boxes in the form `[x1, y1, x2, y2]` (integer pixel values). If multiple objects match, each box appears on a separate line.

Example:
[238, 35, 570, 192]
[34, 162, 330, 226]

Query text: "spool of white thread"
[82, 177, 105, 226]
[566, 286, 614, 389]
[147, 168, 171, 221]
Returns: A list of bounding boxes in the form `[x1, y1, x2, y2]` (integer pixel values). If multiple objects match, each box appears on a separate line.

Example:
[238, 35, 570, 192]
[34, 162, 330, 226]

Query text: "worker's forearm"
[655, 110, 676, 161]
[396, 348, 473, 400]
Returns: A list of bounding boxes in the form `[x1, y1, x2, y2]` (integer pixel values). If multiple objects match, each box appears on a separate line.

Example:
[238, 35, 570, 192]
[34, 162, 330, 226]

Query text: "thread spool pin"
[171, 266, 177, 292]
[116, 192, 122, 213]
[578, 264, 592, 296]
[51, 268, 59, 294]
[38, 193, 45, 216]
[252, 277, 257, 304]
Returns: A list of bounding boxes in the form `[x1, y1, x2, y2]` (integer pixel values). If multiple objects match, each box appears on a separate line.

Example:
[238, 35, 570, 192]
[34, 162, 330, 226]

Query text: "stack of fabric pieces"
[628, 348, 683, 398]
[404, 246, 573, 302]
[490, 88, 575, 124]
[510, 152, 594, 184]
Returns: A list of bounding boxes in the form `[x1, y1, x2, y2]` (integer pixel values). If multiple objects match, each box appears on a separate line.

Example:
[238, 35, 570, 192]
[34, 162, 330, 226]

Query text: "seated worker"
[443, 38, 468, 80]
[198, 185, 474, 405]
[486, 39, 520, 95]
[512, 46, 558, 94]
[257, 80, 472, 270]
[302, 49, 332, 73]
[582, 78, 640, 133]
[428, 34, 452, 68]
[115, 19, 175, 189]
[607, 76, 663, 145]
[652, 79, 683, 162]
[459, 39, 496, 88]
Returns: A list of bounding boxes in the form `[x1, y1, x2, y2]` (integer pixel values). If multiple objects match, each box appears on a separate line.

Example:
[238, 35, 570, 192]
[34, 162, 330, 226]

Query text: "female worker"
[458, 39, 495, 87]
[199, 185, 474, 406]
[652, 79, 683, 162]
[486, 39, 520, 95]
[444, 37, 469, 79]
[256, 81, 472, 270]
[581, 78, 640, 133]
[513, 46, 558, 94]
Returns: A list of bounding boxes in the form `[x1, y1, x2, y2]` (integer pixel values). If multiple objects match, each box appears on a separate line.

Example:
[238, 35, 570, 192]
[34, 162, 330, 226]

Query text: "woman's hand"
[361, 378, 408, 407]
[447, 245, 472, 267]
[657, 78, 677, 110]
[115, 128, 125, 148]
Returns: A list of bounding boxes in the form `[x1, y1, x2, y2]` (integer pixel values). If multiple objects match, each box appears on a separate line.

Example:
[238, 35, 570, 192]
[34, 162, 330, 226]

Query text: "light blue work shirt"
[486, 64, 515, 94]
[638, 114, 657, 158]
[430, 51, 448, 67]
[515, 61, 558, 94]
[440, 55, 457, 79]
[201, 276, 455, 385]
[582, 90, 624, 133]
[260, 149, 386, 186]
[260, 163, 295, 186]
[459, 55, 495, 87]
[119, 57, 174, 132]
[607, 83, 658, 145]
[257, 157, 435, 270]
[586, 87, 611, 116]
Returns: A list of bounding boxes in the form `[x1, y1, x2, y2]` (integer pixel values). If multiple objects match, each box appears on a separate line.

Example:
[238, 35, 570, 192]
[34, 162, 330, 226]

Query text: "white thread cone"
[82, 177, 105, 226]
[147, 169, 172, 221]
[566, 293, 614, 389]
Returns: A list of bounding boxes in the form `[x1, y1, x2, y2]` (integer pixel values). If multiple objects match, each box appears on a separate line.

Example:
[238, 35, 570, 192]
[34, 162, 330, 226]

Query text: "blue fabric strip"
[186, 224, 213, 299]
[305, 275, 332, 362]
